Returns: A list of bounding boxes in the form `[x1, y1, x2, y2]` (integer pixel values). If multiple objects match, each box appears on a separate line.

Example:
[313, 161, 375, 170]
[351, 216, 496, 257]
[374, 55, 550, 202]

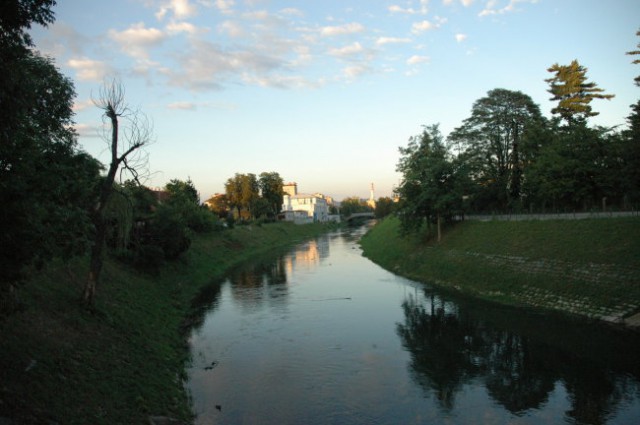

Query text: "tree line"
[0, 1, 228, 310]
[395, 32, 640, 238]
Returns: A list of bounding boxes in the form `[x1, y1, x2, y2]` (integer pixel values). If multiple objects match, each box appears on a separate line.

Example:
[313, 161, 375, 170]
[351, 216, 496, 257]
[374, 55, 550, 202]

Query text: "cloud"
[328, 42, 364, 58]
[166, 39, 288, 90]
[108, 22, 166, 59]
[166, 21, 199, 35]
[455, 33, 467, 42]
[218, 20, 244, 37]
[279, 8, 303, 17]
[156, 0, 197, 20]
[214, 0, 234, 14]
[479, 0, 536, 17]
[388, 0, 429, 14]
[343, 64, 370, 79]
[407, 55, 430, 65]
[67, 57, 113, 81]
[320, 22, 365, 36]
[73, 123, 101, 138]
[376, 36, 412, 45]
[167, 101, 197, 110]
[442, 0, 474, 5]
[411, 20, 434, 34]
[73, 99, 95, 112]
[167, 100, 238, 110]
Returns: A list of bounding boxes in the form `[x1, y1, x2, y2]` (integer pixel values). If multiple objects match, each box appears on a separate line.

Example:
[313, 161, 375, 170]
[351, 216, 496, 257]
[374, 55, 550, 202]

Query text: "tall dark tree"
[258, 171, 284, 218]
[448, 89, 544, 210]
[1, 0, 102, 310]
[165, 177, 199, 206]
[627, 29, 640, 87]
[396, 125, 467, 240]
[546, 60, 614, 124]
[82, 79, 152, 307]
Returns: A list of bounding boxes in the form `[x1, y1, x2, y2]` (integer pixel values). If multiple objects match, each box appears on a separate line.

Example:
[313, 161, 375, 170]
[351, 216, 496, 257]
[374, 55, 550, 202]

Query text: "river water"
[185, 224, 640, 424]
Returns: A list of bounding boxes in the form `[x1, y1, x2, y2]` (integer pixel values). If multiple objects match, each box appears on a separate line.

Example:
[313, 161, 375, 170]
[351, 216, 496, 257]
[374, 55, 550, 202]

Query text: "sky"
[30, 0, 640, 201]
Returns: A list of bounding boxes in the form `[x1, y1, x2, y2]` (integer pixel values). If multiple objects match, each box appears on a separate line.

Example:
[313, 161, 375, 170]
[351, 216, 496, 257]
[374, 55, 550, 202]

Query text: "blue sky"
[31, 0, 640, 201]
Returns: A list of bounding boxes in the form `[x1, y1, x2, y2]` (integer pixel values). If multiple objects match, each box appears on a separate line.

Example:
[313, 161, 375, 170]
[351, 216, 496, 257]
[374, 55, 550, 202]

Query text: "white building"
[281, 182, 329, 223]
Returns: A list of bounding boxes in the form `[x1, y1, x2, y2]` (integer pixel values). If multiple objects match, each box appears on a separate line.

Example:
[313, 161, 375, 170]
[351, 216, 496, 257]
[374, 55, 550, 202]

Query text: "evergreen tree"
[626, 29, 640, 87]
[546, 60, 614, 124]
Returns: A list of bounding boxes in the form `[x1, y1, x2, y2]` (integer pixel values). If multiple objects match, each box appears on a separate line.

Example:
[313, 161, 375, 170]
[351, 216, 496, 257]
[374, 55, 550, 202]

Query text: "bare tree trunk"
[437, 213, 442, 243]
[81, 79, 151, 307]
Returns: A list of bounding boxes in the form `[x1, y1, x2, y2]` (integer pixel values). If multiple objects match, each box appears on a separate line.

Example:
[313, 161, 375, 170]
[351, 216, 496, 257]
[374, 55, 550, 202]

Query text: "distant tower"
[367, 183, 376, 209]
[283, 182, 298, 196]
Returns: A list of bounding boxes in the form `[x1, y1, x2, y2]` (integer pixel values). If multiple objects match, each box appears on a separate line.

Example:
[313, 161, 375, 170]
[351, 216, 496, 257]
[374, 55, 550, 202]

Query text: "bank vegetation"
[360, 216, 640, 326]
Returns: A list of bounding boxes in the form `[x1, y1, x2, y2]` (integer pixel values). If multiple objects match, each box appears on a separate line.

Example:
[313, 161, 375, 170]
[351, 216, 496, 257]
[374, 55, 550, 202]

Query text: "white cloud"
[442, 0, 474, 5]
[376, 36, 412, 45]
[214, 0, 234, 14]
[72, 99, 94, 112]
[109, 22, 166, 59]
[479, 0, 536, 17]
[156, 0, 197, 20]
[73, 123, 100, 138]
[328, 42, 364, 58]
[279, 8, 303, 17]
[166, 39, 289, 90]
[218, 20, 244, 37]
[166, 21, 199, 34]
[320, 22, 365, 36]
[67, 57, 113, 81]
[389, 0, 429, 14]
[412, 20, 434, 34]
[167, 101, 197, 110]
[455, 33, 467, 42]
[343, 64, 369, 78]
[407, 55, 429, 65]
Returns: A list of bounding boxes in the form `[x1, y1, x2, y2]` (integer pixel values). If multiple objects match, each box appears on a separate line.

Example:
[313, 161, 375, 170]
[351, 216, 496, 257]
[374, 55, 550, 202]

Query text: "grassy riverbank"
[360, 216, 640, 324]
[0, 222, 330, 424]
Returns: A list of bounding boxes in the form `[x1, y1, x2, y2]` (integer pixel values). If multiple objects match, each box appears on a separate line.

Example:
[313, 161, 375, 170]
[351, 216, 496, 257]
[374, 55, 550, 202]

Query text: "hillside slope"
[360, 217, 640, 325]
[0, 222, 330, 424]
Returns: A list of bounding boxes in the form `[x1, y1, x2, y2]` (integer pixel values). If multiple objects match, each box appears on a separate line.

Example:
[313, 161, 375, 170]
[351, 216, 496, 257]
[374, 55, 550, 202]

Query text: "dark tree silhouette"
[82, 79, 152, 307]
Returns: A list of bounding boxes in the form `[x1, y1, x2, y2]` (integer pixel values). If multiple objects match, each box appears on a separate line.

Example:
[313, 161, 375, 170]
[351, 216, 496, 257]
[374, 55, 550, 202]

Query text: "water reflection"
[185, 226, 640, 425]
[397, 290, 640, 424]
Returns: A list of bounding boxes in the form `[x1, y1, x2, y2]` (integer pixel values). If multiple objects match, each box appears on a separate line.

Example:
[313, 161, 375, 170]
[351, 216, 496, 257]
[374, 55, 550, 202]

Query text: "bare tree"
[82, 78, 153, 307]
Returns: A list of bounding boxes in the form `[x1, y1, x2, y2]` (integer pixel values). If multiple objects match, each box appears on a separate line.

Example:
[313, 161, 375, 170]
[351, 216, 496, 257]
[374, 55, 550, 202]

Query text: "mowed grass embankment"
[0, 222, 330, 424]
[360, 216, 640, 322]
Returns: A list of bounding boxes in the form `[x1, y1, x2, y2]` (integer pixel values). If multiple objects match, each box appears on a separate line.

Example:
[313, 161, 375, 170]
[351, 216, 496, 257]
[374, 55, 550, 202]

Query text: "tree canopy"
[546, 60, 614, 124]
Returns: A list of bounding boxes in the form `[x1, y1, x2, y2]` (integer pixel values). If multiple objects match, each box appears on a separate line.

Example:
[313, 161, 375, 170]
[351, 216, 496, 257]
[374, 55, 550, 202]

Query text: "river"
[185, 224, 640, 424]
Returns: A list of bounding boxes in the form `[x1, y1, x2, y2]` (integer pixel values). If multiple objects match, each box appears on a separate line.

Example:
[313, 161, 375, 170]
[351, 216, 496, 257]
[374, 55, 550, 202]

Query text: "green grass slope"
[0, 222, 330, 424]
[360, 217, 640, 323]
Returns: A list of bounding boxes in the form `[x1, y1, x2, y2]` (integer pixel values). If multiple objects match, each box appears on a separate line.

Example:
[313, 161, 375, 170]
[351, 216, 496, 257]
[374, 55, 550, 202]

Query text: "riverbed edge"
[359, 216, 640, 330]
[0, 222, 332, 424]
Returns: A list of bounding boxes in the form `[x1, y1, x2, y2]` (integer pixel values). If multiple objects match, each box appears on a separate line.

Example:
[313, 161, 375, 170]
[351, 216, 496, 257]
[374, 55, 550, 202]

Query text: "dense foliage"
[224, 171, 285, 221]
[396, 48, 640, 236]
[0, 0, 101, 304]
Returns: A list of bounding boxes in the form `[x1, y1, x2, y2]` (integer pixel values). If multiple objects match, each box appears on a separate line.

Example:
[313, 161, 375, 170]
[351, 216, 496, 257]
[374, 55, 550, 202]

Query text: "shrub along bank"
[360, 216, 640, 325]
[0, 222, 330, 424]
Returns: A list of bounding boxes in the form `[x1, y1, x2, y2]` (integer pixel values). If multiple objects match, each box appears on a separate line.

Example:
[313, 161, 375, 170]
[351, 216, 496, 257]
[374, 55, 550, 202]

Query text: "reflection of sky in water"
[186, 225, 640, 425]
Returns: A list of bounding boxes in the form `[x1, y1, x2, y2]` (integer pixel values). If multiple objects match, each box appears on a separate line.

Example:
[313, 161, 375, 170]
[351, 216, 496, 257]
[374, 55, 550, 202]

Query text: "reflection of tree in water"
[230, 256, 289, 309]
[397, 295, 482, 410]
[397, 290, 640, 421]
[184, 279, 224, 332]
[483, 332, 555, 414]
